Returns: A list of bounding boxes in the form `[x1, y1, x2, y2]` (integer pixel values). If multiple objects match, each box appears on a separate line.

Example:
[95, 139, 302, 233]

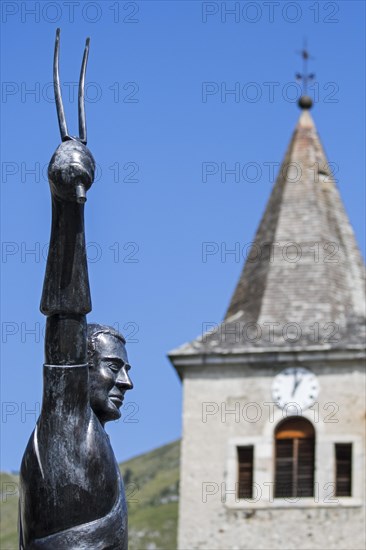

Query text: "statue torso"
[19, 365, 127, 549]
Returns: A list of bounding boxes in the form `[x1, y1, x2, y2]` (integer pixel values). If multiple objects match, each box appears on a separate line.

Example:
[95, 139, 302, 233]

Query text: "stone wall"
[178, 359, 365, 550]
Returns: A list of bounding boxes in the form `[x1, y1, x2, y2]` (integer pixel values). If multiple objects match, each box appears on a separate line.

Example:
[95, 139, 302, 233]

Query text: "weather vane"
[296, 40, 315, 109]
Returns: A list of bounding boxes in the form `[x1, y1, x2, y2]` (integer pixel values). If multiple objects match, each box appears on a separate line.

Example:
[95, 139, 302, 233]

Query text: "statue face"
[89, 333, 133, 424]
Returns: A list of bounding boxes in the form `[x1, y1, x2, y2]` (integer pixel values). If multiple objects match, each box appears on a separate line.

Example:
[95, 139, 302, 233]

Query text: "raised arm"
[40, 29, 95, 366]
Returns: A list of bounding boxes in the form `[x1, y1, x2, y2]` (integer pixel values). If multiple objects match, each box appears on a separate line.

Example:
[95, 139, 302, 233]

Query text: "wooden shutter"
[237, 446, 254, 499]
[335, 443, 352, 497]
[297, 438, 315, 497]
[275, 417, 315, 498]
[275, 439, 294, 497]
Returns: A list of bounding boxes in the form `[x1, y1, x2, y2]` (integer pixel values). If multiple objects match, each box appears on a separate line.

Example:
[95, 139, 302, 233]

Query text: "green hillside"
[0, 440, 180, 550]
[0, 472, 19, 549]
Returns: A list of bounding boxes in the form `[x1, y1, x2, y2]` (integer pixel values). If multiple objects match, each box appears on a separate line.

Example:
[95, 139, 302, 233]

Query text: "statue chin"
[105, 405, 122, 423]
[93, 401, 122, 425]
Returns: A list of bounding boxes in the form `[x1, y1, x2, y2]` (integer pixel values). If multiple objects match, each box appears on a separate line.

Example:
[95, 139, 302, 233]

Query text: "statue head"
[87, 324, 133, 425]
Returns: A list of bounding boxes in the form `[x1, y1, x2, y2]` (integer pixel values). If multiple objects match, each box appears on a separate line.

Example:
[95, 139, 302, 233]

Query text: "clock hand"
[291, 370, 297, 397]
[291, 370, 302, 397]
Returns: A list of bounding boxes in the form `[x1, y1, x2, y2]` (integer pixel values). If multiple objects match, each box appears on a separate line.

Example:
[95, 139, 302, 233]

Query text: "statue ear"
[87, 353, 96, 368]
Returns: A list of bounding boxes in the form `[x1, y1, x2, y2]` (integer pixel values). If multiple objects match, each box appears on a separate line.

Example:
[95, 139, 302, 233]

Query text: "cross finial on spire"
[295, 39, 315, 109]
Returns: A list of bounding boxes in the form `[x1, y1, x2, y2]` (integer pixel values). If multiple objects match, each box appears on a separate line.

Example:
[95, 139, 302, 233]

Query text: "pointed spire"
[225, 109, 365, 333]
[170, 110, 365, 356]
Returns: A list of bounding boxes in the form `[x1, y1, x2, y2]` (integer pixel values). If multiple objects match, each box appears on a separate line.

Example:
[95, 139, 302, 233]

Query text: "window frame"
[237, 445, 254, 500]
[225, 430, 362, 509]
[335, 442, 352, 497]
[274, 417, 315, 498]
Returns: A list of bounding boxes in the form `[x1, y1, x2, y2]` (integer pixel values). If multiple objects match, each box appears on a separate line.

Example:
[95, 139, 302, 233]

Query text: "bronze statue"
[19, 29, 133, 549]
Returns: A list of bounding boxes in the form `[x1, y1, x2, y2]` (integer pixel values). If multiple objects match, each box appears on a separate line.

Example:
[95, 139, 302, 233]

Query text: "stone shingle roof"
[170, 109, 365, 358]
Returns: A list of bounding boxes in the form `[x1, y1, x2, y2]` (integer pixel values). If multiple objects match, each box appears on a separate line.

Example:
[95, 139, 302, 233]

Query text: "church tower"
[169, 90, 365, 549]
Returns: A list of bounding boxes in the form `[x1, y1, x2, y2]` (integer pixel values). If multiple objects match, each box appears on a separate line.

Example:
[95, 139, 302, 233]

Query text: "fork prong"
[78, 37, 90, 145]
[53, 28, 69, 141]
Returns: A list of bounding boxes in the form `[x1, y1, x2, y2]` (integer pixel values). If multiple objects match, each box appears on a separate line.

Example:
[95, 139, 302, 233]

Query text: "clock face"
[272, 367, 319, 412]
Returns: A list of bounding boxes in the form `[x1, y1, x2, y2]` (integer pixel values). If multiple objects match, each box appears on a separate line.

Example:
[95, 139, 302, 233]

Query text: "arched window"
[274, 417, 315, 498]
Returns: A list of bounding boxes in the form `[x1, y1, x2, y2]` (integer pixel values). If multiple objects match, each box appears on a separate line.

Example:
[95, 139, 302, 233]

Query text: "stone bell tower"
[169, 92, 365, 550]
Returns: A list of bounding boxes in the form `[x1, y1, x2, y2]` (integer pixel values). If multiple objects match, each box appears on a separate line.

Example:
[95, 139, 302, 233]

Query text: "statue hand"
[48, 139, 95, 204]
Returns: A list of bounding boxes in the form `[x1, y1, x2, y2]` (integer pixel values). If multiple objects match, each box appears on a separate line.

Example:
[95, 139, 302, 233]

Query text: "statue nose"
[116, 371, 133, 391]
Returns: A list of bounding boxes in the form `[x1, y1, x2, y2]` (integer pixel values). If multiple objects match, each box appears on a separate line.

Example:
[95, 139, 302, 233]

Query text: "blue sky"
[1, 1, 365, 471]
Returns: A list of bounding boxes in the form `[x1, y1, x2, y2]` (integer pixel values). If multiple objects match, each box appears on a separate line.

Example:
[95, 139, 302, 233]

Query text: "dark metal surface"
[19, 29, 133, 549]
[298, 95, 313, 110]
